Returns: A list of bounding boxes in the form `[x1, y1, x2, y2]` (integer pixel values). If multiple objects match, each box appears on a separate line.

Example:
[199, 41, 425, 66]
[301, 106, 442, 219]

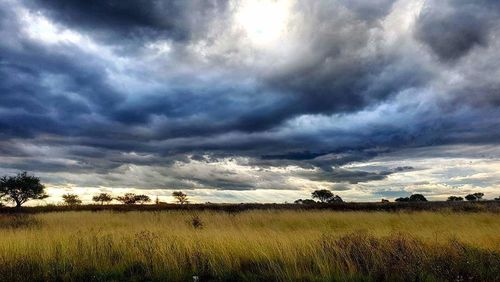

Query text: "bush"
[447, 196, 463, 201]
[396, 194, 427, 202]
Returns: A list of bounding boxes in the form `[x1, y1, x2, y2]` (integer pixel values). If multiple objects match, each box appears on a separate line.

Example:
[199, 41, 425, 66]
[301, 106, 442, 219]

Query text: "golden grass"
[0, 210, 499, 281]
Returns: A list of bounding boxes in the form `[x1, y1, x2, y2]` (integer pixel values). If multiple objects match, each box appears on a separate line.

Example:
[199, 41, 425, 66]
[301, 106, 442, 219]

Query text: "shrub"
[294, 199, 317, 205]
[396, 194, 427, 202]
[190, 215, 204, 229]
[395, 197, 409, 202]
[465, 194, 477, 201]
[447, 196, 463, 201]
[409, 194, 427, 202]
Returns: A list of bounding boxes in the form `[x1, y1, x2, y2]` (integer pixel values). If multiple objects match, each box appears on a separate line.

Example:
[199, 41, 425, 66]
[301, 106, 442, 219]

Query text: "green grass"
[0, 210, 499, 281]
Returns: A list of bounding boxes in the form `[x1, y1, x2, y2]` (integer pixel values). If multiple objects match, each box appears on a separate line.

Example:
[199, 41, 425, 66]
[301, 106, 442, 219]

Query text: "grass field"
[0, 210, 499, 281]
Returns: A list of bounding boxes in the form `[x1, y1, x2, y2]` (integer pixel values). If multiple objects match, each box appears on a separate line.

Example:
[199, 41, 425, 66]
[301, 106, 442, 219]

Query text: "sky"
[0, 0, 499, 204]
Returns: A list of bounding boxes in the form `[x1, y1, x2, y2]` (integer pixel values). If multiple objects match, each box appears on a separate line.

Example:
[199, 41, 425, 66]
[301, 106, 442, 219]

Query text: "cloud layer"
[0, 0, 499, 203]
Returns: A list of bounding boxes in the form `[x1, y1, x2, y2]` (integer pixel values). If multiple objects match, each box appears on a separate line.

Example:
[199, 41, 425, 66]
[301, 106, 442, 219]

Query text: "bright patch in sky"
[235, 0, 291, 47]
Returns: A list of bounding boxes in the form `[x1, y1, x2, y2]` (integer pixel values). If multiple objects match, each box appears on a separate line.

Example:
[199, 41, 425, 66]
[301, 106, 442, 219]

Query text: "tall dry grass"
[0, 210, 498, 281]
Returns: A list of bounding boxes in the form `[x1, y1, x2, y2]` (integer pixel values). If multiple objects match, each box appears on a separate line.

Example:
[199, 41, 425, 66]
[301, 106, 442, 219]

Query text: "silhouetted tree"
[92, 193, 113, 205]
[172, 191, 189, 204]
[0, 172, 48, 208]
[465, 194, 481, 201]
[395, 197, 409, 202]
[311, 189, 334, 203]
[381, 199, 390, 203]
[396, 194, 427, 202]
[294, 199, 317, 205]
[473, 193, 484, 200]
[494, 196, 500, 201]
[327, 195, 343, 203]
[116, 193, 138, 205]
[447, 196, 463, 201]
[409, 194, 427, 202]
[62, 194, 82, 206]
[135, 194, 151, 205]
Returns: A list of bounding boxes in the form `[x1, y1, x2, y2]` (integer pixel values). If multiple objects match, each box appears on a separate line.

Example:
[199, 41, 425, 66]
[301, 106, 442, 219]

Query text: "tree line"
[0, 172, 190, 208]
[1, 172, 499, 208]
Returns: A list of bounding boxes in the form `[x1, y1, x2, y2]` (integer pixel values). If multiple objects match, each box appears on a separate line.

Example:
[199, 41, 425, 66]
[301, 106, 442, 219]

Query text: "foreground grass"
[0, 211, 499, 281]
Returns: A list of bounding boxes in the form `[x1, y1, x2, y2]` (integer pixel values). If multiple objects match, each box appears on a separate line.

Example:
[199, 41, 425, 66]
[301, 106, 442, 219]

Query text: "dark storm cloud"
[24, 0, 229, 46]
[303, 169, 387, 184]
[261, 1, 431, 121]
[415, 0, 500, 62]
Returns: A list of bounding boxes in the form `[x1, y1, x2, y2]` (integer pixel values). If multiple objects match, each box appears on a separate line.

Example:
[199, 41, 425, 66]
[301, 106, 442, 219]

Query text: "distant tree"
[396, 194, 427, 202]
[409, 194, 428, 202]
[62, 194, 82, 206]
[116, 193, 138, 205]
[473, 193, 484, 201]
[447, 196, 463, 201]
[494, 196, 500, 201]
[155, 196, 160, 205]
[311, 189, 334, 203]
[327, 195, 343, 203]
[172, 191, 189, 204]
[294, 199, 317, 205]
[381, 199, 390, 203]
[135, 194, 151, 205]
[92, 193, 113, 205]
[0, 172, 48, 208]
[465, 194, 478, 201]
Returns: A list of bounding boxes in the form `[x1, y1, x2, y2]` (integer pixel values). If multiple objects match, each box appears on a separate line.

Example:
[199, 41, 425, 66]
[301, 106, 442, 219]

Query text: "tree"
[0, 172, 48, 208]
[447, 196, 463, 201]
[92, 193, 113, 205]
[327, 195, 343, 203]
[494, 196, 500, 201]
[172, 191, 189, 204]
[409, 194, 428, 202]
[473, 193, 484, 201]
[311, 189, 334, 203]
[381, 199, 390, 203]
[294, 199, 316, 205]
[465, 194, 478, 201]
[396, 194, 427, 202]
[135, 194, 151, 205]
[395, 197, 409, 202]
[62, 194, 82, 206]
[116, 193, 138, 205]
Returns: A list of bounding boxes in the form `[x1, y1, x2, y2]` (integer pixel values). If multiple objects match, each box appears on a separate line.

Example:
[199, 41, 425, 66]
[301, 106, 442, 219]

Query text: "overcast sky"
[0, 0, 499, 204]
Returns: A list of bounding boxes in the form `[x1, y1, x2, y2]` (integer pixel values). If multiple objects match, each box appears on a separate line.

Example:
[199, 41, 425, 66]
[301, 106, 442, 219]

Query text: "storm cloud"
[0, 0, 499, 202]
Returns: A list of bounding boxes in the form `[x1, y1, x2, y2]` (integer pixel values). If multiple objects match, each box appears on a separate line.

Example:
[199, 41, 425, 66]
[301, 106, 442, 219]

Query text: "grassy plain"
[0, 210, 499, 281]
